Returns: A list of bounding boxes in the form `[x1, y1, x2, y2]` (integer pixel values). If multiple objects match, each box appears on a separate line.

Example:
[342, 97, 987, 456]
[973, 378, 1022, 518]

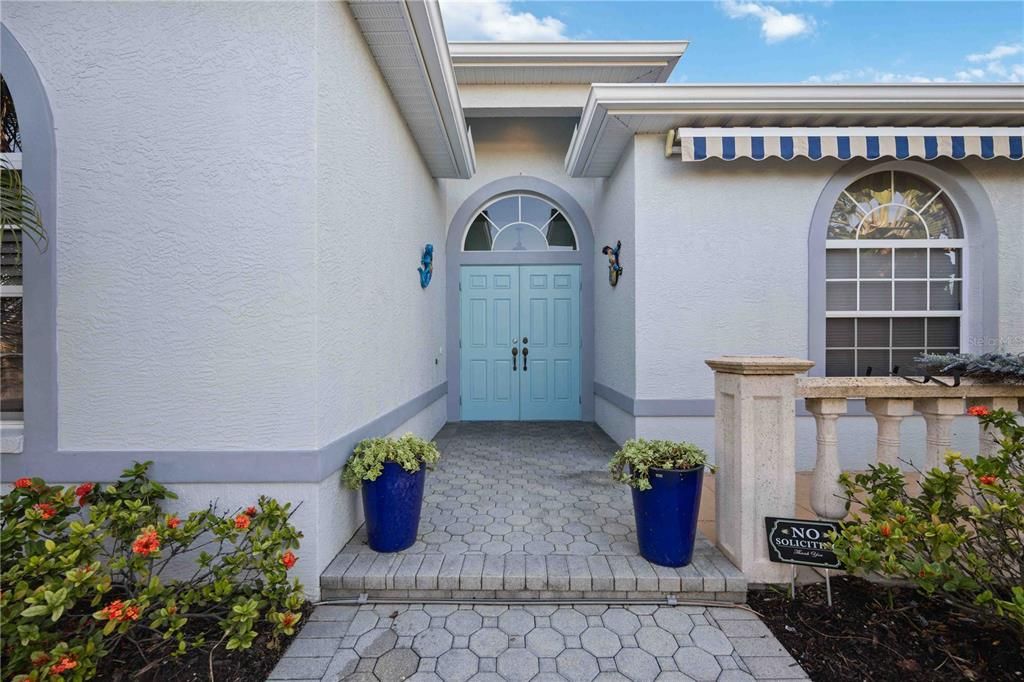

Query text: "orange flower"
[967, 405, 990, 417]
[131, 528, 161, 556]
[51, 656, 77, 673]
[124, 605, 141, 621]
[979, 474, 998, 486]
[880, 522, 892, 538]
[102, 600, 125, 621]
[244, 506, 258, 517]
[166, 515, 181, 529]
[281, 612, 298, 628]
[280, 551, 297, 570]
[75, 482, 94, 505]
[234, 514, 251, 530]
[33, 503, 56, 520]
[14, 477, 31, 489]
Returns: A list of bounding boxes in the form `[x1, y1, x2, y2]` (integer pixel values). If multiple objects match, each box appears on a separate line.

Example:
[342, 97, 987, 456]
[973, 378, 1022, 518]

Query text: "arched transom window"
[825, 170, 964, 376]
[464, 193, 578, 252]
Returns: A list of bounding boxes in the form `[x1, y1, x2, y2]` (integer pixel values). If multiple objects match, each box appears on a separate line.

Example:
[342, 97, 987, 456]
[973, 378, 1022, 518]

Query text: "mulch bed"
[749, 576, 1023, 682]
[95, 602, 313, 682]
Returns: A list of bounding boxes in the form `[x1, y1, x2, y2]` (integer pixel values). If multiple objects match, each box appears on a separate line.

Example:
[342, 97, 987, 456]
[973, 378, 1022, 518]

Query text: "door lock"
[522, 346, 528, 371]
[511, 346, 518, 370]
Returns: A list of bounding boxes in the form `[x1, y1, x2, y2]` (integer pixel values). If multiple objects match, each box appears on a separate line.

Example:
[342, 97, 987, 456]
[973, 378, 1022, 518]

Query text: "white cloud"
[966, 43, 1023, 63]
[439, 0, 567, 41]
[720, 0, 815, 43]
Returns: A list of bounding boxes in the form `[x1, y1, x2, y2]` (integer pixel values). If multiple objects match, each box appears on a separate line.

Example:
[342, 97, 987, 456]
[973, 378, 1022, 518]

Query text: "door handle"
[511, 346, 518, 371]
[522, 346, 528, 371]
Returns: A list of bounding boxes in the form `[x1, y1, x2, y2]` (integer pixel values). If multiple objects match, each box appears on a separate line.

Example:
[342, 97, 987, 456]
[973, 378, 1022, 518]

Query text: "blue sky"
[439, 1, 1024, 83]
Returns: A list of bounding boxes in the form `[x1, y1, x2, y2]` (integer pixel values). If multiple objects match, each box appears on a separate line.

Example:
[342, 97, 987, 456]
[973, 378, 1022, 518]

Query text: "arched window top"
[463, 193, 578, 252]
[828, 170, 962, 241]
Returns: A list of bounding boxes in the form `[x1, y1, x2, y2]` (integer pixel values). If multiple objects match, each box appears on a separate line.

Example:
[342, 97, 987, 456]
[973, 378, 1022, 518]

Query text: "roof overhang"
[349, 0, 475, 178]
[449, 41, 688, 85]
[565, 84, 1024, 177]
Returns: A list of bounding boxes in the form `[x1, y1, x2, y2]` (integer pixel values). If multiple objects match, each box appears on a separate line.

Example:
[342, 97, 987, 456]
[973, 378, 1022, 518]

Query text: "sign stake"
[789, 564, 796, 600]
[825, 568, 833, 607]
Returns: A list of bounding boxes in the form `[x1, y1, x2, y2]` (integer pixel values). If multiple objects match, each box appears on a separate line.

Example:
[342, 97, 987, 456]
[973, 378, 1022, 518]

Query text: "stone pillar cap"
[706, 356, 815, 376]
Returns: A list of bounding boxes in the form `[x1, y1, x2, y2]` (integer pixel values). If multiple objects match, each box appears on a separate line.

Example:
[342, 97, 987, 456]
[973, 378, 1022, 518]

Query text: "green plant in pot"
[610, 438, 711, 567]
[342, 434, 440, 552]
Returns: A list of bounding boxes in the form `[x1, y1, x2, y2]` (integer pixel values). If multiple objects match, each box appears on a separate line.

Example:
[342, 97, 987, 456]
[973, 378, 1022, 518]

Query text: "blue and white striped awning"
[670, 127, 1024, 162]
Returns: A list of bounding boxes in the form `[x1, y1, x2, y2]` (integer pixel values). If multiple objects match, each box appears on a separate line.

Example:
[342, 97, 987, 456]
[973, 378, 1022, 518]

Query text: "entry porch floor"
[321, 422, 746, 602]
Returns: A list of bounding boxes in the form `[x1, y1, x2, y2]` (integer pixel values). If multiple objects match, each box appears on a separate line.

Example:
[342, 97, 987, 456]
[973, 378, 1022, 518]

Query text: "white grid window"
[2, 75, 24, 421]
[825, 170, 963, 377]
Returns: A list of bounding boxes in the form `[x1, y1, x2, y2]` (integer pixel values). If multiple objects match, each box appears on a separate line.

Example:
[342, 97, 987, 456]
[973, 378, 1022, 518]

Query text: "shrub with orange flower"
[166, 515, 181, 529]
[978, 474, 998, 486]
[281, 551, 297, 569]
[234, 514, 251, 530]
[33, 502, 56, 520]
[50, 656, 77, 673]
[244, 505, 258, 517]
[14, 477, 31, 489]
[75, 481, 94, 506]
[131, 527, 161, 556]
[967, 405, 991, 417]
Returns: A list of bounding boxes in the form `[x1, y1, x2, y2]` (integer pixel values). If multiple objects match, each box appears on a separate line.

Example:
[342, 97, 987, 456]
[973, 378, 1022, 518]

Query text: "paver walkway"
[322, 423, 744, 601]
[269, 602, 808, 681]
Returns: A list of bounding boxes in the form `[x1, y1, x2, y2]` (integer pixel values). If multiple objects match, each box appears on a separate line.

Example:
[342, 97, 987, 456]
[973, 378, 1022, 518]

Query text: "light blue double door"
[460, 265, 581, 421]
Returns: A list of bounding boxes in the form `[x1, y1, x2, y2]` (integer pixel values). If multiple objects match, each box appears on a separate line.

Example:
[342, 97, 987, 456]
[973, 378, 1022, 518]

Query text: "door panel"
[519, 265, 581, 421]
[460, 266, 520, 420]
[460, 265, 580, 421]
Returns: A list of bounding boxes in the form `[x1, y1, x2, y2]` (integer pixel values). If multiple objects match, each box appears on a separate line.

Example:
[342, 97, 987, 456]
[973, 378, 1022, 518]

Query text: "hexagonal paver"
[672, 646, 722, 681]
[580, 627, 621, 658]
[690, 625, 734, 655]
[497, 609, 534, 636]
[413, 628, 454, 657]
[653, 608, 694, 635]
[446, 610, 484, 636]
[524, 539, 555, 555]
[497, 648, 539, 682]
[469, 629, 509, 658]
[437, 649, 479, 682]
[354, 627, 397, 657]
[602, 609, 641, 635]
[635, 626, 678, 657]
[374, 648, 419, 680]
[481, 540, 512, 555]
[614, 648, 660, 681]
[525, 627, 565, 657]
[551, 608, 588, 636]
[393, 610, 431, 636]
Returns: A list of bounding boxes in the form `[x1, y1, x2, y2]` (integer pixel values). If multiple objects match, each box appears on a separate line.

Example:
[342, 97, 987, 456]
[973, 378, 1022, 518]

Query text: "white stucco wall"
[314, 2, 448, 448]
[3, 2, 320, 450]
[628, 134, 1023, 469]
[444, 118, 600, 231]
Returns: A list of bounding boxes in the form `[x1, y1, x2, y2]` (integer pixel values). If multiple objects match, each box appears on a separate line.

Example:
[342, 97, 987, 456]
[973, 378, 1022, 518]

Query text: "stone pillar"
[706, 356, 814, 585]
[967, 397, 1020, 455]
[914, 398, 965, 470]
[805, 398, 849, 521]
[865, 398, 915, 467]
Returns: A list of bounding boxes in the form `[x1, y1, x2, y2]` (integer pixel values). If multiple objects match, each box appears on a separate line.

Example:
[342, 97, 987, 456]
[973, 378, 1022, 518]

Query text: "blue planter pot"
[631, 466, 704, 567]
[361, 461, 426, 553]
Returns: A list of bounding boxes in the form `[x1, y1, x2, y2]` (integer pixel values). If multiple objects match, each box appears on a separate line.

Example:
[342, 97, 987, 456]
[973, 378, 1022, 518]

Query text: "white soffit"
[565, 83, 1024, 177]
[349, 0, 475, 178]
[449, 41, 688, 85]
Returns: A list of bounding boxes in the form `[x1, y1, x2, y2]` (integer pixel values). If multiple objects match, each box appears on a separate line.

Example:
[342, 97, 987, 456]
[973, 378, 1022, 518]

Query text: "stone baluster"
[914, 398, 965, 470]
[804, 398, 849, 522]
[865, 398, 914, 467]
[706, 356, 814, 585]
[967, 397, 1020, 455]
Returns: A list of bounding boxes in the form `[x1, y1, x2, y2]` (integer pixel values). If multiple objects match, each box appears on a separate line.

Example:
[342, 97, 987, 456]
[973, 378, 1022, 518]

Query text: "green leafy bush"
[609, 438, 710, 490]
[342, 434, 441, 489]
[1, 462, 306, 681]
[832, 408, 1024, 635]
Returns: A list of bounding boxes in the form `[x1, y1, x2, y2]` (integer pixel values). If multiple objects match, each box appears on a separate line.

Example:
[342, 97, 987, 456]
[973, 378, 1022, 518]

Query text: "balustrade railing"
[706, 355, 1024, 584]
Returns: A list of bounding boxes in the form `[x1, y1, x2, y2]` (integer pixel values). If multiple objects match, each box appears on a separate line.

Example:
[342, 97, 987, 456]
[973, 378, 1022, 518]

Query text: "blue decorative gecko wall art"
[418, 243, 434, 288]
[602, 240, 623, 286]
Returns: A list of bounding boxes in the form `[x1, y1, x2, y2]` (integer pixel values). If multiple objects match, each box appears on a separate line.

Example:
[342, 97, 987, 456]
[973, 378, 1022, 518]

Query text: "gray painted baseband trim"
[1, 383, 447, 485]
[593, 382, 871, 417]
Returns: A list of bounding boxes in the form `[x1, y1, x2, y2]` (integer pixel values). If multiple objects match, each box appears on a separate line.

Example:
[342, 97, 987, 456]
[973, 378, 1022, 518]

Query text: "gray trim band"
[2, 383, 447, 484]
[593, 382, 870, 417]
